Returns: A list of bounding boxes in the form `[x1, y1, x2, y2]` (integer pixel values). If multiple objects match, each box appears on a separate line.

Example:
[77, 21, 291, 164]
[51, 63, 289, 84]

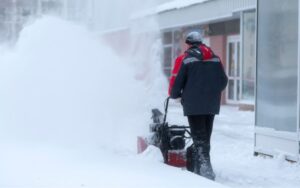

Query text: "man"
[170, 31, 228, 180]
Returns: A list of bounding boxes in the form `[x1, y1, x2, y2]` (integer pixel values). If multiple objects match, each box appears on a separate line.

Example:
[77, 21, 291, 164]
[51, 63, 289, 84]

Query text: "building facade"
[158, 0, 256, 108]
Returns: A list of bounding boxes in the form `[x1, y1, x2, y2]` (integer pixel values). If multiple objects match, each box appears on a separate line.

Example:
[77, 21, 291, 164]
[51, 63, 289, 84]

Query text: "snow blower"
[137, 97, 194, 168]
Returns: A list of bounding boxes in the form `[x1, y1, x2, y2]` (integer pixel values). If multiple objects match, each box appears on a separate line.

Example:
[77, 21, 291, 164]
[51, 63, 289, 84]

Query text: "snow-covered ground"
[2, 103, 300, 188]
[168, 104, 300, 188]
[0, 143, 228, 188]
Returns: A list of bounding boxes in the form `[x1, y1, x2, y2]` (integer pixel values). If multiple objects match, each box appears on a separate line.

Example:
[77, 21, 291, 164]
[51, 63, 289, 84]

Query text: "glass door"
[226, 35, 241, 104]
[255, 0, 299, 161]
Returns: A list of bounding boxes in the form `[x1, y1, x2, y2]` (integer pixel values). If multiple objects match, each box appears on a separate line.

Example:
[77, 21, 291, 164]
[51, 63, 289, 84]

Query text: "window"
[241, 11, 256, 104]
[256, 0, 298, 132]
[162, 31, 173, 77]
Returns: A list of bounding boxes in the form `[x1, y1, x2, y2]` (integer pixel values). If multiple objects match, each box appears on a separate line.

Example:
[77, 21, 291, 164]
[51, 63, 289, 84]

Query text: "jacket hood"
[186, 44, 214, 61]
[186, 45, 203, 60]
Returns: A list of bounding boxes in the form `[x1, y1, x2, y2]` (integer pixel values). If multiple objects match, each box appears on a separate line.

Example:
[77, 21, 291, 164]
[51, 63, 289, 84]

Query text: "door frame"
[226, 35, 242, 104]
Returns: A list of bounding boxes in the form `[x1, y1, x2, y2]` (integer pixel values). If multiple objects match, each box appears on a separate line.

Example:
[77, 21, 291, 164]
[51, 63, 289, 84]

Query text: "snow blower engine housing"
[141, 97, 193, 167]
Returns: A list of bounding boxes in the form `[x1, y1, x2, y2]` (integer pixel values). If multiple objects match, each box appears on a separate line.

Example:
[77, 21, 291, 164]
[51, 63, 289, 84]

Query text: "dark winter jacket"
[168, 43, 214, 95]
[170, 45, 228, 116]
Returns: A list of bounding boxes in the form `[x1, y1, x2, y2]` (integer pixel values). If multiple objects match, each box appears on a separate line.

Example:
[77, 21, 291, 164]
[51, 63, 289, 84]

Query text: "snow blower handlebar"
[163, 97, 170, 125]
[163, 97, 191, 134]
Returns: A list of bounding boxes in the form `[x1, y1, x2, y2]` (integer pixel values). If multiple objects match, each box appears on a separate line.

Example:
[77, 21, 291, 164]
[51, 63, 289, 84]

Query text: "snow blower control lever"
[149, 97, 192, 167]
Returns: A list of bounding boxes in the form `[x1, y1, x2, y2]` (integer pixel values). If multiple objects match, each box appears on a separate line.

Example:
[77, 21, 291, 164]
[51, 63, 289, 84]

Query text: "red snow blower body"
[137, 97, 193, 168]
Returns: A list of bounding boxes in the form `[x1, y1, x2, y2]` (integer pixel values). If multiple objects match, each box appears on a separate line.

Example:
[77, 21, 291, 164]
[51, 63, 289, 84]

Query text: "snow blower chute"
[137, 97, 193, 168]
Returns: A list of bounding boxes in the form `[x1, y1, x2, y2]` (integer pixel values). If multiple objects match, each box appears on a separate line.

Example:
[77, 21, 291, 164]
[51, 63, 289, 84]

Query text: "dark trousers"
[188, 114, 215, 147]
[187, 114, 215, 180]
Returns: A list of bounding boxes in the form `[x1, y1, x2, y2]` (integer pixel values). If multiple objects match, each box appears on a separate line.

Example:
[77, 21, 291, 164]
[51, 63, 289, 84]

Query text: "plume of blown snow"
[0, 16, 152, 152]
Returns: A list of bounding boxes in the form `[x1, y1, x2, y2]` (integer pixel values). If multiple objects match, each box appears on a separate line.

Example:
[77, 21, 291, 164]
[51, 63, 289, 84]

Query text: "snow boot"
[198, 145, 215, 180]
[193, 144, 216, 180]
[199, 154, 215, 180]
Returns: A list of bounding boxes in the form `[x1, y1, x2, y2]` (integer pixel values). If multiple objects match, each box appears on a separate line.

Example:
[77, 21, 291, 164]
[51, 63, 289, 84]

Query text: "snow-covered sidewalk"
[168, 105, 300, 188]
[0, 140, 227, 188]
[1, 104, 300, 188]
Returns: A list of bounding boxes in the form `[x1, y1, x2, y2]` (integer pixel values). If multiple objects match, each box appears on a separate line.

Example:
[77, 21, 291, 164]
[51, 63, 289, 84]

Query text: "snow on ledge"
[131, 0, 212, 19]
[157, 0, 212, 13]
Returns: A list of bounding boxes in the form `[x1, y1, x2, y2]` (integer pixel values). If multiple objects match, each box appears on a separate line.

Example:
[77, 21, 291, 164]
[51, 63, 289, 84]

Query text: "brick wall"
[209, 35, 227, 104]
